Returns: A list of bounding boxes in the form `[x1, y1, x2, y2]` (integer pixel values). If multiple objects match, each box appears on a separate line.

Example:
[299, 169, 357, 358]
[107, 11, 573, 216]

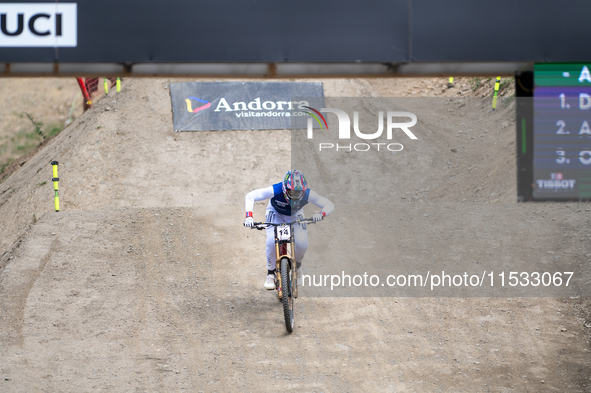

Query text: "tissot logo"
[0, 3, 77, 47]
[536, 172, 576, 191]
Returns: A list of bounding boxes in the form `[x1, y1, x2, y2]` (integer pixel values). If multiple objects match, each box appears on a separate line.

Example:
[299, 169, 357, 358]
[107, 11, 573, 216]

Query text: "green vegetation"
[47, 125, 61, 137]
[499, 78, 512, 93]
[470, 77, 515, 97]
[0, 114, 64, 178]
[470, 77, 482, 91]
[24, 112, 45, 140]
[0, 158, 13, 175]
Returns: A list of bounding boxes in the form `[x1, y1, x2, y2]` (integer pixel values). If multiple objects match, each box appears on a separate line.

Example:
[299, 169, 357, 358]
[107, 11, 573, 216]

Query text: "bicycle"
[250, 218, 316, 333]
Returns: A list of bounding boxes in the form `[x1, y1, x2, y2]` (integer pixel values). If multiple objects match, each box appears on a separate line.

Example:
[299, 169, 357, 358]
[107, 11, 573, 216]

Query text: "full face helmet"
[282, 170, 307, 202]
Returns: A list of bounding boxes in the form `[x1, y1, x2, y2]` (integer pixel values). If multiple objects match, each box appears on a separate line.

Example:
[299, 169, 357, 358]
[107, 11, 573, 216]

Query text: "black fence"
[1, 0, 590, 76]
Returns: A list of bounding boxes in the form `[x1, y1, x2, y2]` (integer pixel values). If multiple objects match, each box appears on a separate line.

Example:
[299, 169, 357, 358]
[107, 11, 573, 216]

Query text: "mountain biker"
[244, 170, 334, 289]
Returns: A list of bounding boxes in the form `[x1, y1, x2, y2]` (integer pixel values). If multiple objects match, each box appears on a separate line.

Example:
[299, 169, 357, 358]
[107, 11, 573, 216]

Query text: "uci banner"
[170, 81, 325, 131]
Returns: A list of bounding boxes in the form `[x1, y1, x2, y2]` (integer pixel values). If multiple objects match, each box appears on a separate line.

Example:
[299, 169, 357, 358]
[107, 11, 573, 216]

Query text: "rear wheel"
[280, 257, 294, 333]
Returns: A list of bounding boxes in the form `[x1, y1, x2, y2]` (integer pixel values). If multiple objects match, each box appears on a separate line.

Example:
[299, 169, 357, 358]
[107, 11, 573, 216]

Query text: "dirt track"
[0, 78, 590, 392]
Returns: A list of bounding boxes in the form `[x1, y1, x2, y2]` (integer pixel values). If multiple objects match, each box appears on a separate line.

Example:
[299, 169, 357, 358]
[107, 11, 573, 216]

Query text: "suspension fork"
[275, 239, 282, 298]
[291, 237, 298, 298]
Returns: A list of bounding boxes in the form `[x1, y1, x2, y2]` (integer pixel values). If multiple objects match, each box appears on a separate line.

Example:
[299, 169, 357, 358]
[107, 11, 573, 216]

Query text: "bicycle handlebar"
[249, 218, 317, 230]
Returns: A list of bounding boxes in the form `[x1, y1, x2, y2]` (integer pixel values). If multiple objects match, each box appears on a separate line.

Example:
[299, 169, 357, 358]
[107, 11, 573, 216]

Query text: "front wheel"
[280, 257, 294, 333]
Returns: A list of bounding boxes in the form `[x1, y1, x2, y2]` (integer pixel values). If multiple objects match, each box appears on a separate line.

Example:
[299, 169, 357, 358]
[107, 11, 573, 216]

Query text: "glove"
[313, 213, 324, 222]
[244, 217, 254, 227]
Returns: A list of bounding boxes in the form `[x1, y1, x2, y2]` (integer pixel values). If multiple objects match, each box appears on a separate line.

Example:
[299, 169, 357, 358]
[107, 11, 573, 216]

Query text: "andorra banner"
[170, 81, 325, 131]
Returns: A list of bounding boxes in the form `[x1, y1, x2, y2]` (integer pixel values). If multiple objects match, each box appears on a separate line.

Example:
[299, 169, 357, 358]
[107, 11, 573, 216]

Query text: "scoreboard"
[532, 63, 591, 200]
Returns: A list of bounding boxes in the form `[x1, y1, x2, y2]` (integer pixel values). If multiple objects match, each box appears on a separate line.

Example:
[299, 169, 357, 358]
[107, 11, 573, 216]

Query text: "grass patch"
[0, 114, 64, 179]
[24, 112, 46, 140]
[0, 159, 13, 175]
[499, 78, 513, 93]
[25, 131, 39, 140]
[36, 181, 47, 186]
[48, 126, 61, 137]
[470, 77, 482, 91]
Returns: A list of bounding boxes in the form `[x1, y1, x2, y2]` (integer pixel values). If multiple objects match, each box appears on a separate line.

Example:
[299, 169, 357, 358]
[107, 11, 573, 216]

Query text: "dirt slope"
[0, 77, 590, 392]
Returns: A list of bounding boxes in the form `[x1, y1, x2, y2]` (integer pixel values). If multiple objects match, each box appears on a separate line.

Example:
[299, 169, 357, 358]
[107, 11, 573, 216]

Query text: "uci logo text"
[0, 3, 77, 47]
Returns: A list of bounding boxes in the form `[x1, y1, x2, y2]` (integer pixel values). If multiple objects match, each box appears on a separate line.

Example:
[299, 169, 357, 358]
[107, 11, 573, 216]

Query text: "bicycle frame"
[273, 224, 297, 299]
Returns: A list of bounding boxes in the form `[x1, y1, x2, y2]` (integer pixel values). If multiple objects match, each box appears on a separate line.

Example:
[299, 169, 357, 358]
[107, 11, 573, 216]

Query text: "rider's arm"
[307, 190, 335, 217]
[245, 186, 275, 217]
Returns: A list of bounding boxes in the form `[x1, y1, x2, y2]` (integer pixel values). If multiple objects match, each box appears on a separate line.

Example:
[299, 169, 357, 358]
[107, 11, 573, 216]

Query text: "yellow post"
[116, 77, 121, 92]
[51, 161, 59, 212]
[103, 77, 109, 95]
[447, 77, 454, 88]
[492, 76, 501, 110]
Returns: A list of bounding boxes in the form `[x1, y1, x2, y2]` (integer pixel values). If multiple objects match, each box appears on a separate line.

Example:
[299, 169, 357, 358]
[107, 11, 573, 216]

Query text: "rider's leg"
[263, 209, 277, 289]
[265, 226, 276, 272]
[263, 223, 277, 290]
[293, 213, 309, 265]
[292, 212, 308, 286]
[264, 207, 285, 272]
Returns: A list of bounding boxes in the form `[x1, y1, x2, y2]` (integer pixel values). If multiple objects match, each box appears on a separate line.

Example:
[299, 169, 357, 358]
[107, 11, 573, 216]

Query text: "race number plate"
[277, 225, 291, 241]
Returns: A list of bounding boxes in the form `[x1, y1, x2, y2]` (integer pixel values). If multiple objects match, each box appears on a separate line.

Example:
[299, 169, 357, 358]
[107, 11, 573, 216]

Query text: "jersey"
[270, 182, 310, 216]
[245, 182, 334, 218]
